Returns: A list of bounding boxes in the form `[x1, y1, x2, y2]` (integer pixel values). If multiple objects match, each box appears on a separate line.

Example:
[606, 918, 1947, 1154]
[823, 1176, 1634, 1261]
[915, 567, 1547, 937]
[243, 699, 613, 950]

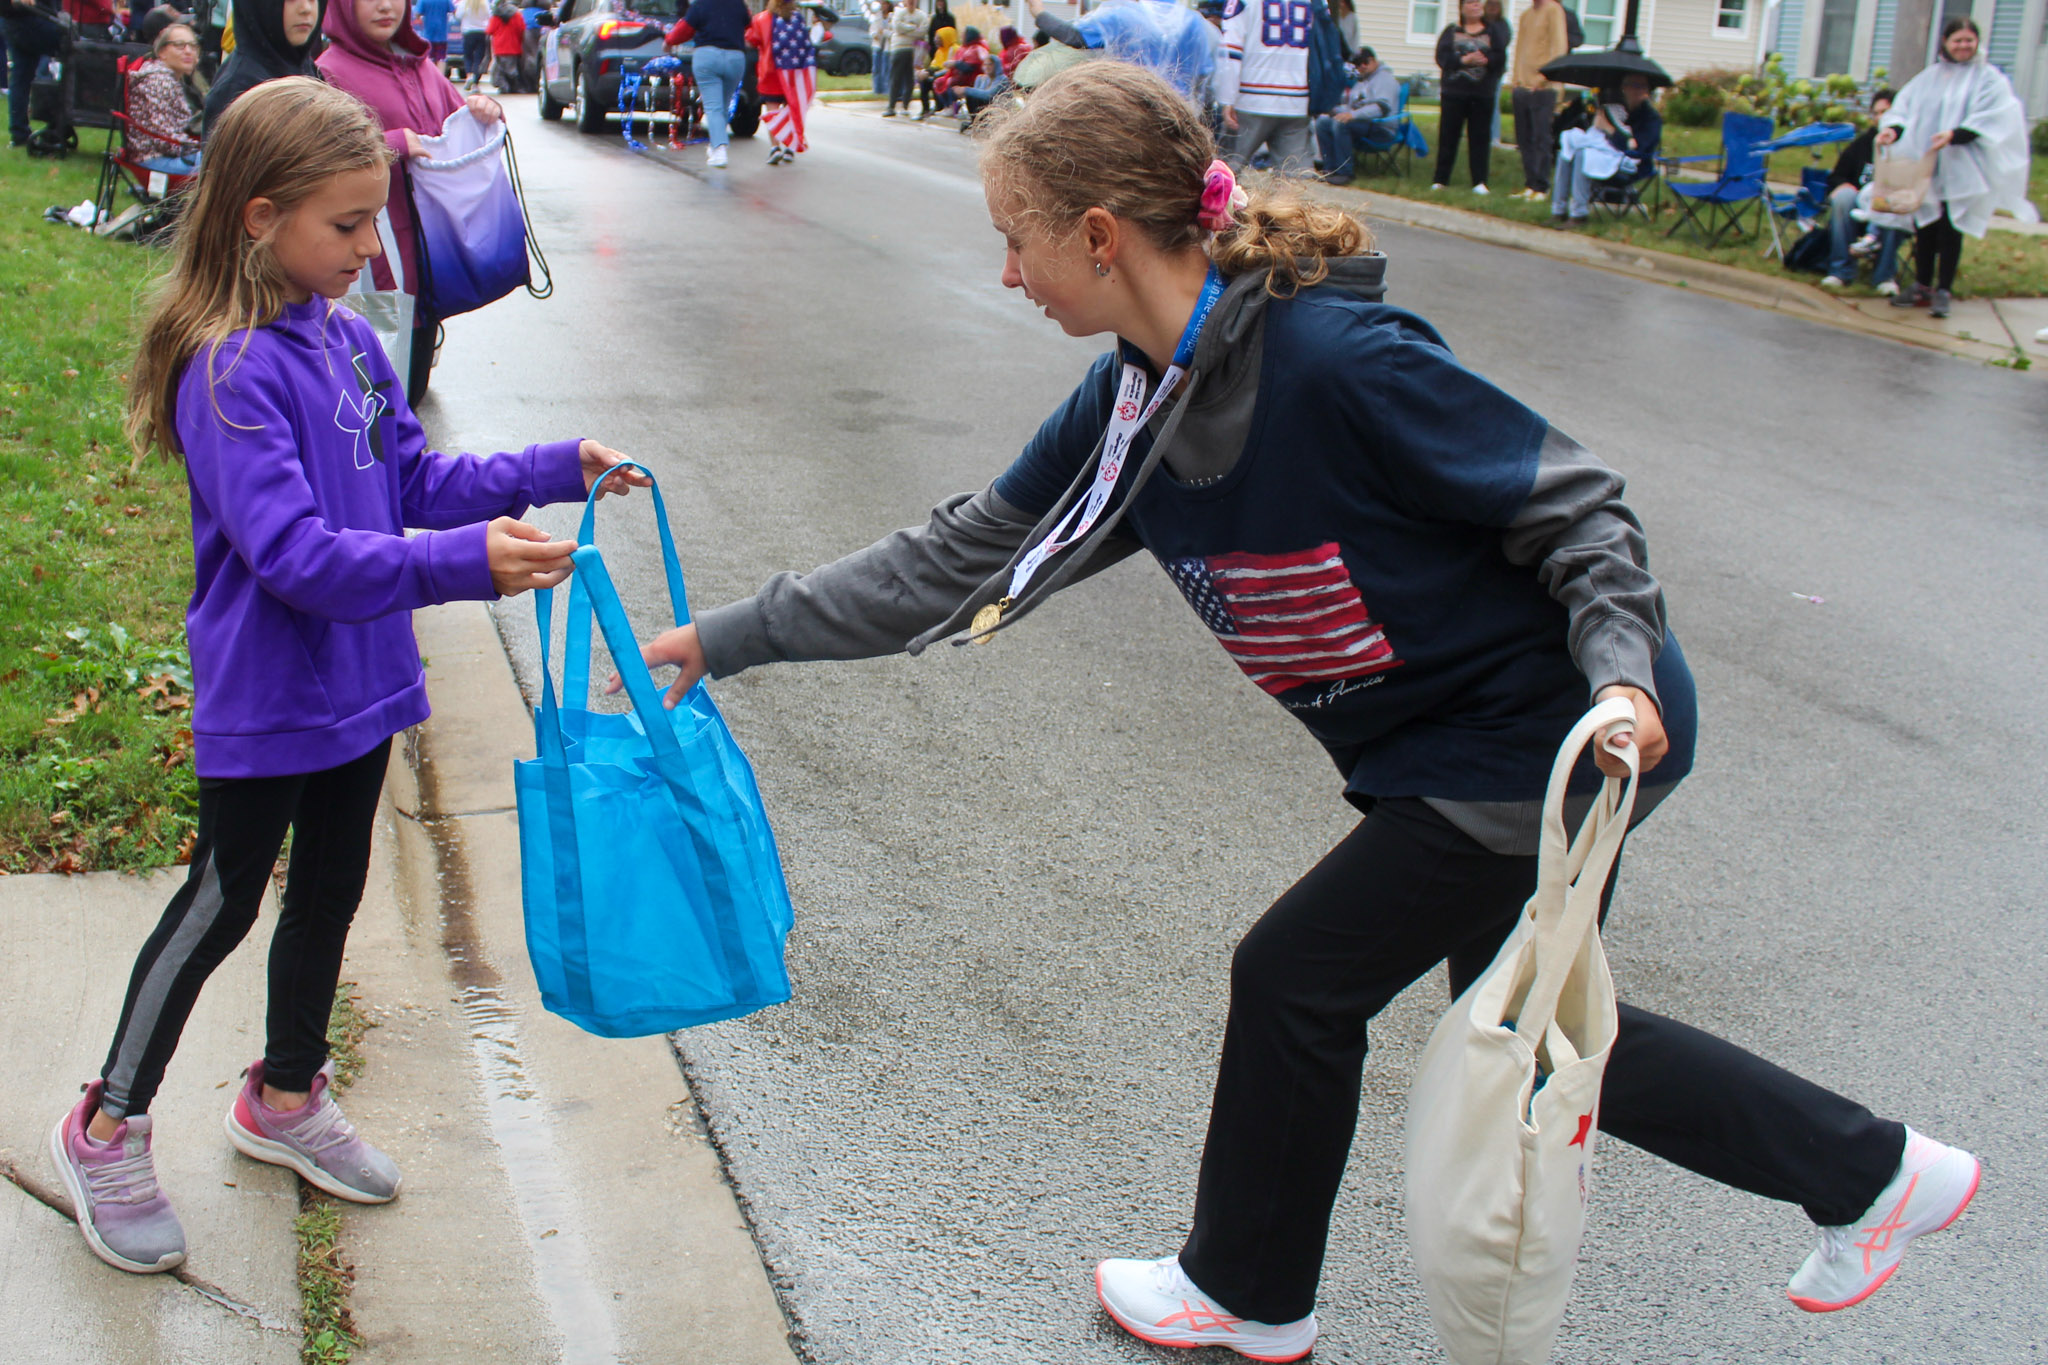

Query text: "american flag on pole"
[1164, 543, 1402, 697]
[765, 15, 816, 153]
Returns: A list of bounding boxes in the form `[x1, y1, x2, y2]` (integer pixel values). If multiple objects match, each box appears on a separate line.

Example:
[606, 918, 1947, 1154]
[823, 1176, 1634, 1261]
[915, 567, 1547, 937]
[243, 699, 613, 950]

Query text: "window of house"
[1561, 0, 1618, 47]
[1716, 0, 1747, 31]
[1409, 0, 1442, 37]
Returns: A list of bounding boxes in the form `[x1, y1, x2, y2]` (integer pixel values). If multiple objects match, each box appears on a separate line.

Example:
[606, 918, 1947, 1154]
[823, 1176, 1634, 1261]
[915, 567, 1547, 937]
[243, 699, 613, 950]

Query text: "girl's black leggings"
[1177, 797, 1907, 1326]
[1433, 89, 1495, 187]
[97, 739, 392, 1118]
[1914, 208, 1964, 291]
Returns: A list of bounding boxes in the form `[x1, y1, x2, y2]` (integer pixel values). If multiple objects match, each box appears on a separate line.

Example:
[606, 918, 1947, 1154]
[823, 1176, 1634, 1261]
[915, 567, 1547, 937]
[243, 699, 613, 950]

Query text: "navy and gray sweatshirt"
[695, 256, 1694, 851]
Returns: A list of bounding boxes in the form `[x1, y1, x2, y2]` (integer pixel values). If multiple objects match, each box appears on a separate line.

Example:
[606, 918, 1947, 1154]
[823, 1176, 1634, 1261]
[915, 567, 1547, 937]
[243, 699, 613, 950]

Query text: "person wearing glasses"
[130, 21, 208, 172]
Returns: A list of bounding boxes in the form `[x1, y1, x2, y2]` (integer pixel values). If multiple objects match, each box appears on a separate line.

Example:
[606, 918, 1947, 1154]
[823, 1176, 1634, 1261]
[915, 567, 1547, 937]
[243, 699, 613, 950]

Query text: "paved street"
[420, 100, 2048, 1364]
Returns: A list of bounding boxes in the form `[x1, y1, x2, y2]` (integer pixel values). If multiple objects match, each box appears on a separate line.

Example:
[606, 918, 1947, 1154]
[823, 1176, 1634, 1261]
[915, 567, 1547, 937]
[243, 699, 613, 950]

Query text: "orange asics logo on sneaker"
[1855, 1173, 1919, 1274]
[1158, 1300, 1243, 1334]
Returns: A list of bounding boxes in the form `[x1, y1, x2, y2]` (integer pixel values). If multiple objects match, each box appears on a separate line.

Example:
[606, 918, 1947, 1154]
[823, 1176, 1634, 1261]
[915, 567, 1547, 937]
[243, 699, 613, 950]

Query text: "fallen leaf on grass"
[122, 505, 143, 518]
[45, 688, 103, 727]
[61, 369, 79, 379]
[32, 566, 46, 583]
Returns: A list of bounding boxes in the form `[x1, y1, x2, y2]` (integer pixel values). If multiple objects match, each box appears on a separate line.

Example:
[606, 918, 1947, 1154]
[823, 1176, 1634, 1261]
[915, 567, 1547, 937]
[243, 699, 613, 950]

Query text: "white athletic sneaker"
[1877, 280, 1900, 297]
[1820, 275, 1846, 289]
[2035, 325, 2047, 343]
[1096, 1256, 1316, 1362]
[1787, 1128, 1979, 1313]
[1471, 183, 1490, 196]
[707, 145, 727, 168]
[1430, 182, 1447, 191]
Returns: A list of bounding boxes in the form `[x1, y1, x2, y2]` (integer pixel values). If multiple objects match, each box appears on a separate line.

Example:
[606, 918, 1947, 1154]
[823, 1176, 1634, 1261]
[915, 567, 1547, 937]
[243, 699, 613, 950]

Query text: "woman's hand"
[487, 517, 578, 596]
[1927, 129, 1953, 151]
[1593, 684, 1666, 778]
[466, 92, 504, 124]
[580, 440, 652, 497]
[1222, 104, 1239, 131]
[605, 623, 705, 708]
[1876, 126, 1899, 146]
[404, 128, 428, 158]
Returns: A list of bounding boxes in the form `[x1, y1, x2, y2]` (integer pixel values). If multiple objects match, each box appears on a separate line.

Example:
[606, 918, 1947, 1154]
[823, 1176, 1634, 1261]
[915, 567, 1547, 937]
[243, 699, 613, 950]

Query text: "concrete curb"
[349, 601, 800, 1365]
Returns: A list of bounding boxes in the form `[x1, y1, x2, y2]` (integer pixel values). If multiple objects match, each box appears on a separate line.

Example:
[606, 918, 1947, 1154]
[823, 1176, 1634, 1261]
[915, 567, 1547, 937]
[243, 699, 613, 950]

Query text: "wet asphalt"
[415, 98, 2048, 1365]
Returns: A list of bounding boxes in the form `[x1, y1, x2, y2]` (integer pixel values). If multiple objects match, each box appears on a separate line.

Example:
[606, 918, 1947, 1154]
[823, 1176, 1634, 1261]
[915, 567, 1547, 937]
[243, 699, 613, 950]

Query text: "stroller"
[26, 17, 149, 158]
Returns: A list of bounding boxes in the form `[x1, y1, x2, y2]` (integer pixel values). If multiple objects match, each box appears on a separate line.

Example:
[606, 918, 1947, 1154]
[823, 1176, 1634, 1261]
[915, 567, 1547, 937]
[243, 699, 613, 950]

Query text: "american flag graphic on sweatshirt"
[1164, 543, 1402, 696]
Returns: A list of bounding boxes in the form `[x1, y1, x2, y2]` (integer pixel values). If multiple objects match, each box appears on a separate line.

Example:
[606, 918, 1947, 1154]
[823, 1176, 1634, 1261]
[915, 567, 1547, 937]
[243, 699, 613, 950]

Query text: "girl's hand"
[487, 517, 577, 596]
[1593, 684, 1666, 778]
[1927, 129, 1953, 151]
[467, 93, 504, 124]
[605, 623, 704, 708]
[581, 440, 652, 497]
[1876, 126, 1898, 146]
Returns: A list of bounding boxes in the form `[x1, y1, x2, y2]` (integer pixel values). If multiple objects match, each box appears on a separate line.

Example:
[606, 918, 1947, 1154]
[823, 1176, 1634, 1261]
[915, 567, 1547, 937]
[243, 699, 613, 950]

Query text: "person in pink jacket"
[317, 0, 502, 403]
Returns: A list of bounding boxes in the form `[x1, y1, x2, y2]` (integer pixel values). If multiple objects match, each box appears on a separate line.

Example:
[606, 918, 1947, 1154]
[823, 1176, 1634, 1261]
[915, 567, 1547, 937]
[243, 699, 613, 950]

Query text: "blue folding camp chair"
[1755, 122, 1856, 259]
[1663, 111, 1774, 247]
[1356, 78, 1425, 177]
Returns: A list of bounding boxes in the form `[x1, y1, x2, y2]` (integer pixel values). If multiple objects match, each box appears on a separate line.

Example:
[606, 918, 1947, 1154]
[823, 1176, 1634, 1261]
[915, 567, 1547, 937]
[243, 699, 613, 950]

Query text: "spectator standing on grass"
[484, 0, 521, 91]
[203, 0, 323, 136]
[1817, 89, 1902, 295]
[3, 0, 68, 149]
[455, 0, 488, 89]
[866, 0, 889, 94]
[1508, 0, 1566, 199]
[1481, 0, 1506, 145]
[664, 0, 748, 165]
[883, 0, 918, 115]
[923, 0, 949, 49]
[129, 21, 206, 171]
[1548, 70, 1656, 224]
[1875, 16, 2036, 319]
[1313, 46, 1396, 185]
[1432, 0, 1506, 192]
[318, 0, 504, 402]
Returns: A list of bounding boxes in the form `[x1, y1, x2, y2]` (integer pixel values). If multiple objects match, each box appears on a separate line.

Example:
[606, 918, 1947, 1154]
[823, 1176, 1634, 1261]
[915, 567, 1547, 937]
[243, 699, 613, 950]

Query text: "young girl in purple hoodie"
[47, 76, 645, 1277]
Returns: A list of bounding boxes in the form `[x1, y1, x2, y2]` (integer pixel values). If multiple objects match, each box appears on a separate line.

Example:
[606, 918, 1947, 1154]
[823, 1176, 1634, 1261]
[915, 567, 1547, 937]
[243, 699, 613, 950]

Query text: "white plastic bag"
[344, 208, 413, 381]
[1403, 696, 1639, 1365]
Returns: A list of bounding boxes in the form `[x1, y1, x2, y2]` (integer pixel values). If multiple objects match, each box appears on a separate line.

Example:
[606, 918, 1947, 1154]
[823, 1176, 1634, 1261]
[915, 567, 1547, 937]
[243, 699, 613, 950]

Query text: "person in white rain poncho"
[1025, 0, 1219, 102]
[1871, 16, 2037, 318]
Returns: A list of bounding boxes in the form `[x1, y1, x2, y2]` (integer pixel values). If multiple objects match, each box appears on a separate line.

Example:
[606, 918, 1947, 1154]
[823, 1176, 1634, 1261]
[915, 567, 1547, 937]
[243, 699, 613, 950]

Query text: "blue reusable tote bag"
[514, 462, 795, 1037]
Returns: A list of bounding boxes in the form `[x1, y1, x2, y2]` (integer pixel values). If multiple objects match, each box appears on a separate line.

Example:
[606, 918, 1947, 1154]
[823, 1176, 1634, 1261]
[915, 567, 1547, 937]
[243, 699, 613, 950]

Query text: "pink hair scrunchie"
[1197, 159, 1249, 232]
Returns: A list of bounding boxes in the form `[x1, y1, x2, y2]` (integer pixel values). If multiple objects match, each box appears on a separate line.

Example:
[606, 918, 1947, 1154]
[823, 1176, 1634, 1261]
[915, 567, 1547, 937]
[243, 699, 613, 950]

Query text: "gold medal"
[969, 598, 1009, 644]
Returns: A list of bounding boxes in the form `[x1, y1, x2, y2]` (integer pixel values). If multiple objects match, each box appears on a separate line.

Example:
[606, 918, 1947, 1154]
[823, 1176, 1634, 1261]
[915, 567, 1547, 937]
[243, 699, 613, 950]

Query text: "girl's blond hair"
[126, 78, 391, 459]
[977, 62, 1371, 296]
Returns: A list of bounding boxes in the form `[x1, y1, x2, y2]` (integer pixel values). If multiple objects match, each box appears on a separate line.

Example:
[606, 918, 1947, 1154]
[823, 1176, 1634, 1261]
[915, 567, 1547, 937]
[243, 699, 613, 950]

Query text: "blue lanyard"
[1170, 264, 1226, 370]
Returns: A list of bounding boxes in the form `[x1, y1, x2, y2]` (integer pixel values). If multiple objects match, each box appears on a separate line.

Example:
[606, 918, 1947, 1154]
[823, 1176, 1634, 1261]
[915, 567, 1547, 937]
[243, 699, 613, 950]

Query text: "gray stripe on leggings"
[102, 854, 226, 1117]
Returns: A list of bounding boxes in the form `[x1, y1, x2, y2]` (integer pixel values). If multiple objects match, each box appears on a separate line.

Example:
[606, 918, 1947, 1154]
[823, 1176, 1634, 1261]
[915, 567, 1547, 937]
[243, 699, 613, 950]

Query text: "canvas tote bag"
[1403, 696, 1640, 1365]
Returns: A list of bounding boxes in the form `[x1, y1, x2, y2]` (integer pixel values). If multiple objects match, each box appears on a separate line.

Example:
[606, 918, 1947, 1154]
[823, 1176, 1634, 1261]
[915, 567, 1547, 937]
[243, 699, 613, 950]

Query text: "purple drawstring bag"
[408, 108, 533, 320]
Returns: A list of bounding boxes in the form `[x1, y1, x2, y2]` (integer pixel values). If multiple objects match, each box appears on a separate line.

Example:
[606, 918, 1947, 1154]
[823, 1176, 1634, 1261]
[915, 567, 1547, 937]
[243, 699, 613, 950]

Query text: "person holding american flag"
[746, 0, 816, 164]
[614, 61, 1977, 1365]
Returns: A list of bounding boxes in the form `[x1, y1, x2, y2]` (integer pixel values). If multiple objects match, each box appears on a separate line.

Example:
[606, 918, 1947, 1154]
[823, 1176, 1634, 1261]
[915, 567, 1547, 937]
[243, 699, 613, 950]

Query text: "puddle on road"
[414, 735, 625, 1365]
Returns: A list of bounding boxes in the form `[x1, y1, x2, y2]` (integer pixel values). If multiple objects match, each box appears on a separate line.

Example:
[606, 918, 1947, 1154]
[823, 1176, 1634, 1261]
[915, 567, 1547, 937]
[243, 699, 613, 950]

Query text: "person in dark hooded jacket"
[201, 0, 324, 135]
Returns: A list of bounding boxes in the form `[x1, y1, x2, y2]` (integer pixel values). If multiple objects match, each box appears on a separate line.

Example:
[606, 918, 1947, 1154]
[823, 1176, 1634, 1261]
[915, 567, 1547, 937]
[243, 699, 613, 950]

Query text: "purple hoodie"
[176, 298, 584, 779]
[317, 0, 467, 296]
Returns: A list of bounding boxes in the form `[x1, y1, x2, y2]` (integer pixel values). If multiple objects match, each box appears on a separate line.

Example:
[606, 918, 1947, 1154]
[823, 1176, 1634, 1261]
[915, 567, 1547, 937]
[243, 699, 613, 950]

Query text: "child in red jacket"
[486, 2, 526, 93]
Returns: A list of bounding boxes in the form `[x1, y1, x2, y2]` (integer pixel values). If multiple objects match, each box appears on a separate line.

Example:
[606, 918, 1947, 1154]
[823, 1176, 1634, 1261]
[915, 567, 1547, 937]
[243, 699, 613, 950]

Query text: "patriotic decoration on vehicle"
[1164, 542, 1402, 696]
[618, 55, 690, 151]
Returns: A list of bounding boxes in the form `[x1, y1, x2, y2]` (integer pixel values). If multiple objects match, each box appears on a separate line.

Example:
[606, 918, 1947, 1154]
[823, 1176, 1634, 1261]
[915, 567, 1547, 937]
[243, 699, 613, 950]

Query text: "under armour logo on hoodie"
[334, 348, 393, 469]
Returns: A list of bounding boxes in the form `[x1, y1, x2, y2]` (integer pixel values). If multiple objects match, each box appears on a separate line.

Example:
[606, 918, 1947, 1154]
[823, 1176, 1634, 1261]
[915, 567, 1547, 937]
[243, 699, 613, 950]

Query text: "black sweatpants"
[887, 47, 915, 112]
[1178, 797, 1906, 1326]
[1914, 208, 1964, 291]
[1434, 90, 1495, 188]
[97, 740, 392, 1118]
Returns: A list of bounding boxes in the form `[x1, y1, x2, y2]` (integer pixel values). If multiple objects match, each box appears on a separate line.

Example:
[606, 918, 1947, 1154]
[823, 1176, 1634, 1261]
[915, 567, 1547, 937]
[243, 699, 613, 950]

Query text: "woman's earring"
[1095, 262, 1111, 278]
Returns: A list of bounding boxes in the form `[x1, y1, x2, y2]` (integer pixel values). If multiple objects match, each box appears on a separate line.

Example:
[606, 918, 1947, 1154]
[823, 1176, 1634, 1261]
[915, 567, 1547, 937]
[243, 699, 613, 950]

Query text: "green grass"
[1, 150, 198, 874]
[816, 72, 876, 92]
[1356, 106, 2048, 298]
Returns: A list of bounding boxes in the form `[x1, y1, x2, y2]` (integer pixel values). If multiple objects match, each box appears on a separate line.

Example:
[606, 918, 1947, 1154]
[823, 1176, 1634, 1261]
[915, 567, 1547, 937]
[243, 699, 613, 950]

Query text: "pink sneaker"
[48, 1080, 187, 1274]
[225, 1060, 401, 1204]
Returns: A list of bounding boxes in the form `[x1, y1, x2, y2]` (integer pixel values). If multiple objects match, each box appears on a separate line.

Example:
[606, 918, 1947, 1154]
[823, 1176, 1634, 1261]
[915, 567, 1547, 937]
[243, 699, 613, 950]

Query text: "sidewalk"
[828, 98, 2048, 371]
[0, 602, 799, 1364]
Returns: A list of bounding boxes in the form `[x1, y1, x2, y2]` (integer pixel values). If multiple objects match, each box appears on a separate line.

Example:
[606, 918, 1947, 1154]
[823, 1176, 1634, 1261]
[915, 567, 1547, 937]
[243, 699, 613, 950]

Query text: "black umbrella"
[1538, 0, 1672, 90]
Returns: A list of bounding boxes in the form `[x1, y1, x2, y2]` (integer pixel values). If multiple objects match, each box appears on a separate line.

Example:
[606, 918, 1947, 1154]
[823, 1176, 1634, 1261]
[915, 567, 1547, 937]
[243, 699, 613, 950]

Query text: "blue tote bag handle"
[553, 460, 693, 719]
